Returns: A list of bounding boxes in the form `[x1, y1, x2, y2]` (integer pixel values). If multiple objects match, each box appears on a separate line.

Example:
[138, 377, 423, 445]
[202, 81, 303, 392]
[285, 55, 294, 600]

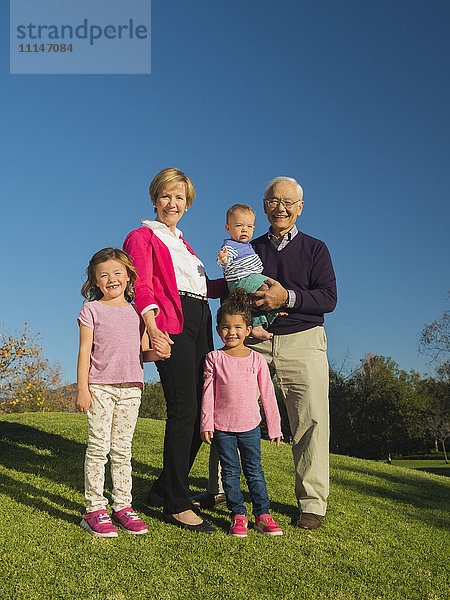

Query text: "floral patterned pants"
[85, 383, 141, 512]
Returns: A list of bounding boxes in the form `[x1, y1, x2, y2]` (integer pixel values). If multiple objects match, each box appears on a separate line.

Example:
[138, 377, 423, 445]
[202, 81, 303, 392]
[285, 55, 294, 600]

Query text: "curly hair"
[217, 288, 252, 327]
[81, 248, 138, 303]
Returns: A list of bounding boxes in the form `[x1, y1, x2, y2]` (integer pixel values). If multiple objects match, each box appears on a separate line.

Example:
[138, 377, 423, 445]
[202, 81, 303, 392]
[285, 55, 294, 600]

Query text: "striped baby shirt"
[218, 239, 264, 282]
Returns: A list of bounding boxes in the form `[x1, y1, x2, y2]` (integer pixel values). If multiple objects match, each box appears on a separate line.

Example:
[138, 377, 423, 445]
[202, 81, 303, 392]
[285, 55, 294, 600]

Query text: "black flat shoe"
[163, 513, 216, 534]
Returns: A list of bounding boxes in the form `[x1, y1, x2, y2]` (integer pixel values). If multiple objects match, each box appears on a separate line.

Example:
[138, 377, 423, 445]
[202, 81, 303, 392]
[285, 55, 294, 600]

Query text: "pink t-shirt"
[200, 349, 282, 440]
[78, 301, 145, 386]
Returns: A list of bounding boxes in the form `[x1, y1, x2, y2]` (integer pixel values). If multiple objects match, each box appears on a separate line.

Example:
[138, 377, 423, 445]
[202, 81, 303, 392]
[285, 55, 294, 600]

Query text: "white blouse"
[141, 220, 208, 300]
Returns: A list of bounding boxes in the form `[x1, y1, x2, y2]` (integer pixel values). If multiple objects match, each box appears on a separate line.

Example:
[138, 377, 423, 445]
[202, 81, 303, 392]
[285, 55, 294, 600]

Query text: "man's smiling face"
[263, 180, 303, 238]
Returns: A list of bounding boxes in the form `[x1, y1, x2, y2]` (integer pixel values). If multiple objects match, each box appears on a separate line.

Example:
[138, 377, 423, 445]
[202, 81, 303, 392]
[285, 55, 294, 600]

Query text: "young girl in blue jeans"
[200, 289, 283, 537]
[76, 248, 170, 537]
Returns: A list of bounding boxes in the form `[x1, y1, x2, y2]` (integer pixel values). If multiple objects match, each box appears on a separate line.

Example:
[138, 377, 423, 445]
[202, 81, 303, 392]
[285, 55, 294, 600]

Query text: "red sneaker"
[80, 510, 118, 538]
[229, 514, 248, 537]
[112, 507, 148, 535]
[254, 514, 283, 536]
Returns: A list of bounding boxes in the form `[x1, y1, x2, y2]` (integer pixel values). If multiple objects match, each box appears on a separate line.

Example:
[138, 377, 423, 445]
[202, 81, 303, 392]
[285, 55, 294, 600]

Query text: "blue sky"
[1, 0, 449, 384]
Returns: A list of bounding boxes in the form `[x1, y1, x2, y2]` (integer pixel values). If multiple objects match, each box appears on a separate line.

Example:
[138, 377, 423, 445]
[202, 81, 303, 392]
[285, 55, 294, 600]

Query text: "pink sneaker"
[229, 514, 248, 537]
[112, 507, 148, 535]
[254, 514, 283, 536]
[80, 510, 118, 538]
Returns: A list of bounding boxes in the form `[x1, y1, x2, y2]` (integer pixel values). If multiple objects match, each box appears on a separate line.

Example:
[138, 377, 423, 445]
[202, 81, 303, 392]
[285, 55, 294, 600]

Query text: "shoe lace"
[97, 513, 112, 524]
[232, 517, 247, 528]
[124, 510, 139, 521]
[258, 515, 276, 527]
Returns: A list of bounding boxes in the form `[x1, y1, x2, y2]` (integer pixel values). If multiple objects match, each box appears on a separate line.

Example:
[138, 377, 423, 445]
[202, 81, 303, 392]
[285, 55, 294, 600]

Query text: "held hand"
[151, 336, 172, 359]
[270, 436, 282, 447]
[76, 390, 91, 414]
[251, 278, 287, 311]
[201, 431, 214, 445]
[149, 328, 174, 359]
[218, 248, 228, 264]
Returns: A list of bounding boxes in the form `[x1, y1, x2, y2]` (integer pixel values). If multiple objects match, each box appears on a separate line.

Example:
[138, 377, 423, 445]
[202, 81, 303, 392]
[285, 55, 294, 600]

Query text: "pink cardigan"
[124, 226, 224, 334]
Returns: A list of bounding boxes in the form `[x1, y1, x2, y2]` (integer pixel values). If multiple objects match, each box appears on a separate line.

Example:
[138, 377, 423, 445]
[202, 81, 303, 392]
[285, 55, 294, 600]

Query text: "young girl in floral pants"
[76, 248, 169, 537]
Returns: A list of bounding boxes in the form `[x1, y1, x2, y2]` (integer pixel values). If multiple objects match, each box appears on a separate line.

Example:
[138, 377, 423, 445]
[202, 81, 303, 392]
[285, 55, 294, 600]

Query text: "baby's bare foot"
[252, 325, 273, 341]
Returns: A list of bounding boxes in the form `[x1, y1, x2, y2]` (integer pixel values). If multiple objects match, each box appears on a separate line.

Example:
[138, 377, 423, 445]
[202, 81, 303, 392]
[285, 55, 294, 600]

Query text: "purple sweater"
[251, 231, 337, 335]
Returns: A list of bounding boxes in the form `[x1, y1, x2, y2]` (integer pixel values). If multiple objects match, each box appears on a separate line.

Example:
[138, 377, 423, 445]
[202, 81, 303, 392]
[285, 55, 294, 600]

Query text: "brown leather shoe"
[296, 513, 324, 530]
[190, 492, 227, 509]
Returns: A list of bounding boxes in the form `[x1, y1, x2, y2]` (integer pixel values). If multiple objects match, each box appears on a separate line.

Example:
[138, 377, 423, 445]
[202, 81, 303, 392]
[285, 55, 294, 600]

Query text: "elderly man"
[193, 176, 336, 529]
[247, 176, 337, 529]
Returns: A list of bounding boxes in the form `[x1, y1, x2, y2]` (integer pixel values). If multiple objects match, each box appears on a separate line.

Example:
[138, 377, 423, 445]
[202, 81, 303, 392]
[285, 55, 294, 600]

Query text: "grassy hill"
[0, 413, 448, 600]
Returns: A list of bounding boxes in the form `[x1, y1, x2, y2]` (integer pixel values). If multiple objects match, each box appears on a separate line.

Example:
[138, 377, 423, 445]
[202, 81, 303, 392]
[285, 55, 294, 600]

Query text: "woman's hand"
[251, 278, 288, 311]
[270, 436, 282, 447]
[151, 335, 172, 359]
[143, 309, 174, 359]
[149, 329, 173, 359]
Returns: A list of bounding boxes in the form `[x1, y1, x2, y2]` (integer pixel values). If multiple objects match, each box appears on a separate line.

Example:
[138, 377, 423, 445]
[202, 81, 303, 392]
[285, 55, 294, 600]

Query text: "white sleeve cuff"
[141, 304, 160, 317]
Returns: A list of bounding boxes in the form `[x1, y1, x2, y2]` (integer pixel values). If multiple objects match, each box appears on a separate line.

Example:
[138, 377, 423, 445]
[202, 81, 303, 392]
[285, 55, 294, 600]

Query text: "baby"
[217, 204, 282, 340]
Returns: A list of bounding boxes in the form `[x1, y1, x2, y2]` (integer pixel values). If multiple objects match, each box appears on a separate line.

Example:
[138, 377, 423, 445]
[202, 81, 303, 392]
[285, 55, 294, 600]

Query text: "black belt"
[179, 290, 208, 301]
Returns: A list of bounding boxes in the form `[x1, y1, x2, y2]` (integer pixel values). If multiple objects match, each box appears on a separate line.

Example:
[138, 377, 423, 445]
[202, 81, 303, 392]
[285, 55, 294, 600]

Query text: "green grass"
[392, 459, 449, 477]
[1, 413, 449, 600]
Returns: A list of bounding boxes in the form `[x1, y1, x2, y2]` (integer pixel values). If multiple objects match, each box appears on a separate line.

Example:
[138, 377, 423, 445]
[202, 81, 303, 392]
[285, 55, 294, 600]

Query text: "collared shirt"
[267, 224, 299, 251]
[140, 220, 207, 314]
[266, 225, 299, 308]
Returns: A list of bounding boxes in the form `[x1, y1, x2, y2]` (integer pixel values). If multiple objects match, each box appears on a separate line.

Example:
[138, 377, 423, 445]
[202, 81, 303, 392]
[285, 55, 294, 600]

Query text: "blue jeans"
[213, 426, 270, 517]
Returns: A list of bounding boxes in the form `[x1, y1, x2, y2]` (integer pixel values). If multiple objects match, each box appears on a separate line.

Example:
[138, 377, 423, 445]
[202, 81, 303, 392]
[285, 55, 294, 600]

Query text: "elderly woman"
[124, 168, 223, 533]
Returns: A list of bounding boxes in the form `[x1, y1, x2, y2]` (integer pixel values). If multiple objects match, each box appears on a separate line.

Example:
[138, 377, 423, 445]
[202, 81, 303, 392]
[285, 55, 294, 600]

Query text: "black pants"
[150, 295, 213, 513]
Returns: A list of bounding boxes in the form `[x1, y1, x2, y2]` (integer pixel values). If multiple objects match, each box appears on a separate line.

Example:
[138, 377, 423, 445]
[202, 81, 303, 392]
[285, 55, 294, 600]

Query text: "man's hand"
[251, 278, 288, 311]
[218, 248, 228, 264]
[201, 431, 214, 444]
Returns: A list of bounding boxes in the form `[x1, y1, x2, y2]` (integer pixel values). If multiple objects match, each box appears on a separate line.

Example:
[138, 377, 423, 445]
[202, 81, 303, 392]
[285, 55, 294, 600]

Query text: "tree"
[1, 323, 43, 411]
[140, 380, 167, 419]
[330, 354, 429, 460]
[417, 377, 450, 461]
[428, 411, 449, 463]
[0, 323, 64, 413]
[419, 300, 449, 380]
[329, 367, 358, 456]
[11, 358, 65, 413]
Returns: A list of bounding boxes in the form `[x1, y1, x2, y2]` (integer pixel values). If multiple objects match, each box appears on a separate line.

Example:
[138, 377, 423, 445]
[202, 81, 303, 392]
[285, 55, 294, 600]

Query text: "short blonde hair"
[226, 204, 256, 223]
[149, 168, 196, 209]
[81, 248, 138, 303]
[264, 176, 304, 202]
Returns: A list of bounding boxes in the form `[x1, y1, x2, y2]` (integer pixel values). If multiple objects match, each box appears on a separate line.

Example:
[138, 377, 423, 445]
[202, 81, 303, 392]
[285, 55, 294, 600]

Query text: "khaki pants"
[208, 326, 329, 515]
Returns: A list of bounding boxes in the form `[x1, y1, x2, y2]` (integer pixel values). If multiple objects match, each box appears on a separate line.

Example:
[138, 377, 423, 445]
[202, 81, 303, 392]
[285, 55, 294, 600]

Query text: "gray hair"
[264, 176, 303, 201]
